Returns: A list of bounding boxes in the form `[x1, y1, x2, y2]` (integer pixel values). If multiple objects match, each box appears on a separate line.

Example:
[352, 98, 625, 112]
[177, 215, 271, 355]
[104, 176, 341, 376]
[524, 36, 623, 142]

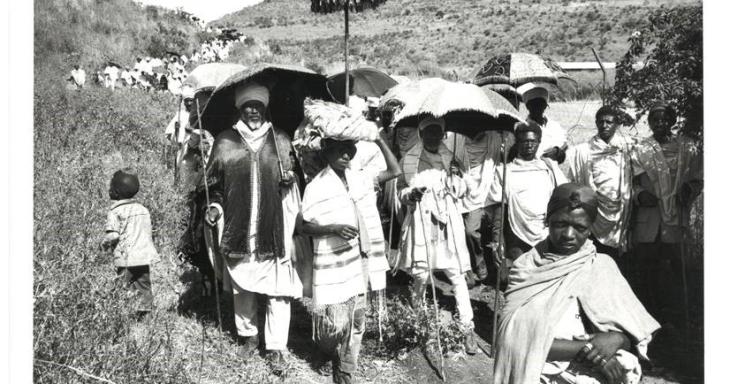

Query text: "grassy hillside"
[35, 0, 209, 74]
[213, 0, 700, 78]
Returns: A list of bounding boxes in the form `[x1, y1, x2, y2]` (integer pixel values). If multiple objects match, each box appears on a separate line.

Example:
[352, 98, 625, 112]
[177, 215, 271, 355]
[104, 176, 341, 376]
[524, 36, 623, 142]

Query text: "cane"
[196, 98, 224, 341]
[491, 132, 509, 359]
[417, 199, 446, 382]
[678, 204, 691, 340]
[173, 94, 183, 185]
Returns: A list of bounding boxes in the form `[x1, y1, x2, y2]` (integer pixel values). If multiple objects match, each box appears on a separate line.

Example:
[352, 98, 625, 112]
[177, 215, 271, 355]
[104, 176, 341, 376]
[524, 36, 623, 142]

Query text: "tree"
[608, 5, 702, 138]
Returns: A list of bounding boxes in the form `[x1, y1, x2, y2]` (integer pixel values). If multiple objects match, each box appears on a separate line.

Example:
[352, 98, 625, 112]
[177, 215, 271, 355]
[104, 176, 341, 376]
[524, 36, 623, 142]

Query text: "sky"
[136, 0, 263, 23]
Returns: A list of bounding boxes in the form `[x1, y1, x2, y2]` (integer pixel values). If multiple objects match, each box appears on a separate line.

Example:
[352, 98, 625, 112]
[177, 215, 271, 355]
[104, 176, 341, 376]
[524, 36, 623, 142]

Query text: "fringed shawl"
[301, 166, 389, 309]
[494, 240, 660, 384]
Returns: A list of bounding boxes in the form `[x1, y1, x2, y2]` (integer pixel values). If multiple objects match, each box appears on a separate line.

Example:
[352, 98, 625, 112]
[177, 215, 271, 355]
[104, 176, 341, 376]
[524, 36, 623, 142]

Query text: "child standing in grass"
[101, 168, 159, 316]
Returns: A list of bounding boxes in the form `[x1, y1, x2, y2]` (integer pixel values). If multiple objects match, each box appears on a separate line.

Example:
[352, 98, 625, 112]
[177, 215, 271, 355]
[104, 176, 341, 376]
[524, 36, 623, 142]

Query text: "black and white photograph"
[5, 0, 726, 382]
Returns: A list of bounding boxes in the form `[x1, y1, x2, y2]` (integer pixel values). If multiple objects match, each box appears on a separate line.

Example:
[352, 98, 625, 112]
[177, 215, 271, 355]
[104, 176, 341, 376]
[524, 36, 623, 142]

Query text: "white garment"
[233, 120, 272, 152]
[232, 286, 291, 350]
[351, 140, 387, 182]
[70, 68, 86, 87]
[565, 134, 635, 248]
[486, 158, 568, 246]
[411, 269, 474, 327]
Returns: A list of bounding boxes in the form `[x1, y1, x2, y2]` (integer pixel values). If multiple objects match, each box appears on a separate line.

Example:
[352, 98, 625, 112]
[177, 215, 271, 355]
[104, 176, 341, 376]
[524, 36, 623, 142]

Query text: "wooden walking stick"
[417, 199, 446, 382]
[678, 204, 691, 339]
[196, 99, 224, 340]
[491, 132, 509, 358]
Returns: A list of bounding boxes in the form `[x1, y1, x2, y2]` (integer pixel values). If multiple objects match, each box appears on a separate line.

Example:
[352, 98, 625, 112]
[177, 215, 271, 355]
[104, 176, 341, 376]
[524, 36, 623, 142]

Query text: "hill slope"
[214, 0, 700, 77]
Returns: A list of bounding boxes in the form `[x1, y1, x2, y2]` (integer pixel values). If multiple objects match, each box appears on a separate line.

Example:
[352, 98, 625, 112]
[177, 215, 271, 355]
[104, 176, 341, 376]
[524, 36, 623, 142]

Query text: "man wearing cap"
[395, 116, 479, 354]
[564, 106, 637, 259]
[494, 183, 659, 384]
[517, 83, 568, 164]
[486, 121, 568, 269]
[630, 103, 702, 327]
[203, 81, 302, 370]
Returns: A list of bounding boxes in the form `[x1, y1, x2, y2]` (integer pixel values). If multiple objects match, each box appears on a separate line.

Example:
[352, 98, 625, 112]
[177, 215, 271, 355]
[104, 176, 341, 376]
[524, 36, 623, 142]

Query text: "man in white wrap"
[453, 131, 515, 283]
[518, 83, 568, 164]
[203, 81, 302, 371]
[299, 135, 401, 384]
[565, 106, 636, 260]
[395, 116, 478, 354]
[494, 183, 660, 384]
[487, 121, 568, 268]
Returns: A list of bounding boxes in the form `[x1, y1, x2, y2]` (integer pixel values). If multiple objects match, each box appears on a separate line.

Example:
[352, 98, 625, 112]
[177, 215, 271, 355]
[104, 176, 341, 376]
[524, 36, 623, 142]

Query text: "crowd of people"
[103, 72, 701, 383]
[66, 34, 244, 94]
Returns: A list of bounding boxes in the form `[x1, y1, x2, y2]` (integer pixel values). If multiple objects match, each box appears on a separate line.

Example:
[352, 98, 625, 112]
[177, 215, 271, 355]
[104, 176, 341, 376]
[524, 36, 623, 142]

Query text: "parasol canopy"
[200, 63, 330, 137]
[106, 61, 122, 68]
[471, 52, 573, 87]
[326, 67, 398, 104]
[393, 79, 524, 138]
[378, 77, 448, 129]
[310, 0, 388, 13]
[183, 63, 247, 93]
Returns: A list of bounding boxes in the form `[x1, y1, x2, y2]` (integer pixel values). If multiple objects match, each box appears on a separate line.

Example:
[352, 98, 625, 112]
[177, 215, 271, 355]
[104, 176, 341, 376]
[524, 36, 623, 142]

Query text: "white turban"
[234, 82, 270, 109]
[181, 85, 195, 100]
[517, 82, 549, 104]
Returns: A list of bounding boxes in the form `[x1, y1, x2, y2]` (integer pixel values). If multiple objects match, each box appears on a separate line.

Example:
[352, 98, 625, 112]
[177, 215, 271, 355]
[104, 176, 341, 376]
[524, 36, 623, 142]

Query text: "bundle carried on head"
[293, 98, 380, 179]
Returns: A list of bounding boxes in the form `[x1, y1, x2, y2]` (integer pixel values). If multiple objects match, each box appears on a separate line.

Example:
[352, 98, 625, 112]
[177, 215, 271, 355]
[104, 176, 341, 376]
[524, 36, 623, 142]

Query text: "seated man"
[494, 183, 660, 384]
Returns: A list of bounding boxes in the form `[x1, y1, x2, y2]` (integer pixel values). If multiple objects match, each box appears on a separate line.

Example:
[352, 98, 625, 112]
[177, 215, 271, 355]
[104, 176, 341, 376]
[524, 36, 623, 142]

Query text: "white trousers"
[232, 286, 291, 351]
[411, 269, 474, 327]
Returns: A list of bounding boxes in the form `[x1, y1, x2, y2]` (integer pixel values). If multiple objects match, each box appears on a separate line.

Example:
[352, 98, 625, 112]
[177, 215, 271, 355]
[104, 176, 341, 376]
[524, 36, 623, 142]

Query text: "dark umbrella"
[200, 63, 329, 137]
[326, 67, 398, 104]
[310, 0, 389, 106]
[107, 61, 123, 68]
[471, 52, 574, 88]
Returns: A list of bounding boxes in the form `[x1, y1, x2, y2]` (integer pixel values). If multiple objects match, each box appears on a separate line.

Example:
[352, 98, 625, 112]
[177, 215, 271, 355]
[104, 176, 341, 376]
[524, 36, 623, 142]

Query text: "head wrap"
[517, 83, 549, 104]
[110, 169, 140, 199]
[417, 116, 445, 135]
[546, 183, 598, 222]
[234, 82, 270, 109]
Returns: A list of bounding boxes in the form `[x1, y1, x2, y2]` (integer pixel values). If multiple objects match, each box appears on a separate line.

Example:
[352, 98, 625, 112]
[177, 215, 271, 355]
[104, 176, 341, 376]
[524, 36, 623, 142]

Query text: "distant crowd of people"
[66, 34, 245, 95]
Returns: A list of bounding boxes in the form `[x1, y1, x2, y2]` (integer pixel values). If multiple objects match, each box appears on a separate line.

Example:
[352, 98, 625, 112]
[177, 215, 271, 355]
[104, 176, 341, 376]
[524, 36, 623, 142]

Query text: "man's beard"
[245, 119, 263, 130]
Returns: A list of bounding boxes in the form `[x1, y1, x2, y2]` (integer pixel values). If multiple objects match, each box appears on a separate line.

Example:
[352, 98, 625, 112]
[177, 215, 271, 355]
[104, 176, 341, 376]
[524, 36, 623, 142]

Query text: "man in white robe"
[517, 83, 568, 164]
[565, 106, 636, 259]
[486, 121, 568, 267]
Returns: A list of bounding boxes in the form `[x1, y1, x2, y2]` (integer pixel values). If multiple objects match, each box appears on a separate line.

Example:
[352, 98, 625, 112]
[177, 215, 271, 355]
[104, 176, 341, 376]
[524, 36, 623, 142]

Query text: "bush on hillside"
[609, 5, 702, 137]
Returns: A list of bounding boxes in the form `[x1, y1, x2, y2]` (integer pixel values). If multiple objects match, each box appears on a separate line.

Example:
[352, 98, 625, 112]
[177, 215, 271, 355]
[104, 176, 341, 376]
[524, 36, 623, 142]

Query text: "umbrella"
[393, 80, 523, 138]
[184, 63, 247, 94]
[310, 0, 389, 106]
[200, 63, 329, 137]
[106, 61, 122, 68]
[326, 67, 398, 104]
[166, 50, 181, 57]
[479, 83, 521, 109]
[471, 52, 573, 88]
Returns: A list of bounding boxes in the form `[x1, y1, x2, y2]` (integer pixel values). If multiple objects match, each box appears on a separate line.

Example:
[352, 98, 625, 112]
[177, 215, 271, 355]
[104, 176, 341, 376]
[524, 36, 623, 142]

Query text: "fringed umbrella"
[480, 83, 521, 110]
[200, 63, 329, 137]
[471, 52, 574, 88]
[393, 80, 523, 138]
[184, 63, 247, 94]
[326, 66, 398, 104]
[309, 0, 389, 106]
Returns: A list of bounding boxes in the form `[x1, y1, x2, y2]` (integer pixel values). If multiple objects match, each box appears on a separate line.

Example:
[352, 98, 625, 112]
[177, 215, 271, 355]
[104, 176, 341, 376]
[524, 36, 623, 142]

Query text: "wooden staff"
[417, 199, 446, 382]
[196, 98, 223, 340]
[491, 132, 509, 358]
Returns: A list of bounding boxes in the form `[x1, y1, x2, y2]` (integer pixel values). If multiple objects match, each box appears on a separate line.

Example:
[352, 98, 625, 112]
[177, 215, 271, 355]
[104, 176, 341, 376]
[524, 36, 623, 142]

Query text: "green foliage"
[609, 5, 703, 137]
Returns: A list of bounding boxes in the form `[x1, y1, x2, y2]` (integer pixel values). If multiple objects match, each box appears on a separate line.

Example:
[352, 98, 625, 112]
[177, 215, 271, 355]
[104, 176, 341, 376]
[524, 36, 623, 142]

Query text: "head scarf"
[234, 82, 270, 109]
[110, 169, 140, 199]
[546, 183, 598, 222]
[181, 85, 195, 100]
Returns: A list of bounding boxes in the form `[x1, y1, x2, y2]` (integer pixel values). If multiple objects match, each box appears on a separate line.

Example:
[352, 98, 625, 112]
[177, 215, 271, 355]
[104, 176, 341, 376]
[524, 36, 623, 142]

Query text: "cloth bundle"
[301, 98, 379, 145]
